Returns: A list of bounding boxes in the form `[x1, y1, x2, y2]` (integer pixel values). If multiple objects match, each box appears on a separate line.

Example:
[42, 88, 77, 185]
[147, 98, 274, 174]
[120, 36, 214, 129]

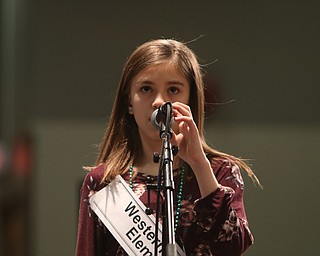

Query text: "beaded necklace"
[129, 164, 185, 232]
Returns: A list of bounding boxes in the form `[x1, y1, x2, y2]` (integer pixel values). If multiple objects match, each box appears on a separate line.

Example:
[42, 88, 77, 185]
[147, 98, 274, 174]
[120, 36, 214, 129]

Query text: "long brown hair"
[97, 39, 261, 187]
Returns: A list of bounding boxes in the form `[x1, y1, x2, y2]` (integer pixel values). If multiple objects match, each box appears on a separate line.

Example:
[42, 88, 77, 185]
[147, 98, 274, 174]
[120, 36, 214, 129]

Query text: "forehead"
[132, 62, 188, 84]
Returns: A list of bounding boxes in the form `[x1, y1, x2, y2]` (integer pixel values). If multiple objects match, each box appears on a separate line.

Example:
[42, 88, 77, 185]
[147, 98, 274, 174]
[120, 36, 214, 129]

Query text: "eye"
[140, 85, 152, 93]
[168, 86, 179, 94]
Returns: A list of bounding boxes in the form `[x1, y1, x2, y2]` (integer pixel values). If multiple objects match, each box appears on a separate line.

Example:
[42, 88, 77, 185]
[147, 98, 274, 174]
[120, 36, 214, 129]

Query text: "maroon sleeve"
[75, 165, 105, 256]
[179, 159, 254, 255]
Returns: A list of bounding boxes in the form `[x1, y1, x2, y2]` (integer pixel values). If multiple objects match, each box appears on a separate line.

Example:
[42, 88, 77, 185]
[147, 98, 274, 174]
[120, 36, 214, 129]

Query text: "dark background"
[1, 1, 319, 255]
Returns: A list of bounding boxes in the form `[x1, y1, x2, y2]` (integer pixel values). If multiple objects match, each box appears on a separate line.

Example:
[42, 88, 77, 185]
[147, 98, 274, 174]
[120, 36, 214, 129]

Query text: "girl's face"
[129, 62, 190, 143]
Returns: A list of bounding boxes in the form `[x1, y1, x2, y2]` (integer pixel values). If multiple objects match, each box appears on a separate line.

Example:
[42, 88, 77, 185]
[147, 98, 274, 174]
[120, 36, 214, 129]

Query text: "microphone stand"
[154, 103, 177, 256]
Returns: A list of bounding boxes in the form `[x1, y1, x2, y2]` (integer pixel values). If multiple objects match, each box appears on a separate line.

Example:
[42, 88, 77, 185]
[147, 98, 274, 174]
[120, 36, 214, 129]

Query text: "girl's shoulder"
[209, 156, 235, 172]
[209, 156, 244, 190]
[82, 164, 106, 192]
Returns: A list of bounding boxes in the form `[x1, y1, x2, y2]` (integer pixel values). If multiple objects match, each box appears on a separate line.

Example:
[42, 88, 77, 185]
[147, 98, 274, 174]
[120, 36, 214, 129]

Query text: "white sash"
[89, 175, 185, 256]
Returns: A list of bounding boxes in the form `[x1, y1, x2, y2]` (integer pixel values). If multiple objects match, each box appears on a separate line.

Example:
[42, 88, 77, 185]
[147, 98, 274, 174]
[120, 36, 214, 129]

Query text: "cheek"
[130, 97, 144, 112]
[129, 92, 139, 109]
[185, 94, 190, 105]
[181, 86, 191, 104]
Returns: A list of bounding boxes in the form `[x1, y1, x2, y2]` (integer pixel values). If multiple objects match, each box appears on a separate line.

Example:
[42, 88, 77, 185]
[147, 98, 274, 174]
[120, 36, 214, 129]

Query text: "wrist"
[188, 155, 220, 198]
[187, 152, 209, 172]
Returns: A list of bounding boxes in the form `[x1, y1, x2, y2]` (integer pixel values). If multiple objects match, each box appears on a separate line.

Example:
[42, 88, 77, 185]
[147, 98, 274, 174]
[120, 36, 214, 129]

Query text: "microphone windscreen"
[151, 109, 161, 130]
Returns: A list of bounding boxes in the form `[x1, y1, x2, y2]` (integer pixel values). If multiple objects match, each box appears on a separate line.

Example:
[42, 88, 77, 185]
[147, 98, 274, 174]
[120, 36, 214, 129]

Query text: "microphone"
[151, 102, 174, 130]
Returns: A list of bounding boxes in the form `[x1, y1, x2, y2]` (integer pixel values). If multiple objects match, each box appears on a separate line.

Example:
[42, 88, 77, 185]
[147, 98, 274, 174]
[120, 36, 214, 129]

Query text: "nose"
[152, 93, 166, 110]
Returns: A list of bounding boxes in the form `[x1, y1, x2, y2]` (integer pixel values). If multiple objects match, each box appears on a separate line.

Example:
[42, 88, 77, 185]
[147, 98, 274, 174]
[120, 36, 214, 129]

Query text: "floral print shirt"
[76, 158, 254, 256]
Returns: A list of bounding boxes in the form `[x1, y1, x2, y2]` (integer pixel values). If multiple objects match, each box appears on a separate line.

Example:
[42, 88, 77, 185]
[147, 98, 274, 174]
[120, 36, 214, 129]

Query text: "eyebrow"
[136, 80, 153, 85]
[167, 80, 185, 86]
[136, 80, 185, 86]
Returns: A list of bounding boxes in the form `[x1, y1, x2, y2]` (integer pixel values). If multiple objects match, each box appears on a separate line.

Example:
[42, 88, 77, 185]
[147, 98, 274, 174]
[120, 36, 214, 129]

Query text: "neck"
[134, 154, 182, 176]
[134, 162, 159, 176]
[136, 131, 181, 175]
[137, 133, 161, 164]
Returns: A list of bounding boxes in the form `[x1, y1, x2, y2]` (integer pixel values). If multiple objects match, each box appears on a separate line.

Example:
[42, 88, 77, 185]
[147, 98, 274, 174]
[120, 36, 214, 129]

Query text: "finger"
[179, 121, 190, 134]
[171, 131, 184, 148]
[172, 102, 192, 116]
[175, 116, 197, 132]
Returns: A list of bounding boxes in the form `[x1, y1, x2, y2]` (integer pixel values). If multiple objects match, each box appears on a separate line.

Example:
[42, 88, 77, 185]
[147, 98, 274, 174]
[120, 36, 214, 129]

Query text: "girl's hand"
[171, 102, 220, 197]
[171, 102, 207, 170]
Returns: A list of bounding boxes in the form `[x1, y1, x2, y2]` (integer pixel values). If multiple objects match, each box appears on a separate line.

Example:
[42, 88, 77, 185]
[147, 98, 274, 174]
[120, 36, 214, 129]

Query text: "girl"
[76, 39, 260, 256]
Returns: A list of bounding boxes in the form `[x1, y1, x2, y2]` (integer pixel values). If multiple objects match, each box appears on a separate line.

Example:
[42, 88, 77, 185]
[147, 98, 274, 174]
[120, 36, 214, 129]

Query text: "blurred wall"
[1, 0, 320, 255]
[3, 0, 320, 128]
